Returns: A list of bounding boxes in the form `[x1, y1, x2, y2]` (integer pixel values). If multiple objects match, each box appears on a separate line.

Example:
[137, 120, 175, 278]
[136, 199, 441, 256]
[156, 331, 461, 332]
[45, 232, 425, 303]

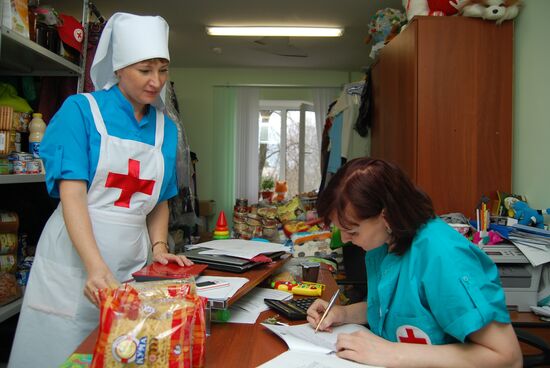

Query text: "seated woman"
[307, 157, 522, 368]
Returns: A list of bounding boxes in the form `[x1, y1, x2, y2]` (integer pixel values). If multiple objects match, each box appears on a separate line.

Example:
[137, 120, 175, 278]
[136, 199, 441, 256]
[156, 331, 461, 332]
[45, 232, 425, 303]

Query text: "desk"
[510, 311, 550, 356]
[74, 264, 548, 367]
[75, 256, 338, 368]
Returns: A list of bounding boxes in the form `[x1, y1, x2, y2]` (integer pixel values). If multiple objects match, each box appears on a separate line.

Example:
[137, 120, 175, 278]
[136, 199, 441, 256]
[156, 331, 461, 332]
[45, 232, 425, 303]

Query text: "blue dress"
[40, 85, 178, 202]
[365, 217, 510, 344]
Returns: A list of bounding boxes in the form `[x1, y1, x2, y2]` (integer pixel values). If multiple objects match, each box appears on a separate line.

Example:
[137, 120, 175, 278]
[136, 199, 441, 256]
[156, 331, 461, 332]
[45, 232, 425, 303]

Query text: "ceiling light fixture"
[206, 26, 344, 37]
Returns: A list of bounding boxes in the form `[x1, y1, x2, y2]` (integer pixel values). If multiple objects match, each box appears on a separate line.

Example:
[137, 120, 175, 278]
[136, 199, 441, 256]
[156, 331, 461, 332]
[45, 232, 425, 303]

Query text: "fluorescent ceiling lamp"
[206, 26, 344, 37]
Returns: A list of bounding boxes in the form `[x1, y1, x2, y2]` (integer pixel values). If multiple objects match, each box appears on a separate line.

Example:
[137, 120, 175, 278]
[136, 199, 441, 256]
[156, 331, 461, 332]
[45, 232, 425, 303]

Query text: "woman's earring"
[386, 227, 392, 235]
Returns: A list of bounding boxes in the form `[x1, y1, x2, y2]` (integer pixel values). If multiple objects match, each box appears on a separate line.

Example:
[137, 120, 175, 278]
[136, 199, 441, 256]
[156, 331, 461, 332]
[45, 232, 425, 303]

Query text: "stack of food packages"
[0, 211, 22, 306]
[92, 278, 206, 368]
[232, 192, 341, 262]
[0, 105, 32, 163]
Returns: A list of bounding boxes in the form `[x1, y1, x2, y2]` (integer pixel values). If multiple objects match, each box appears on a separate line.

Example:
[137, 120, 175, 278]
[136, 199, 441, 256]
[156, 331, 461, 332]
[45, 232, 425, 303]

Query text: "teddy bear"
[452, 0, 523, 24]
[402, 0, 460, 21]
[511, 200, 550, 229]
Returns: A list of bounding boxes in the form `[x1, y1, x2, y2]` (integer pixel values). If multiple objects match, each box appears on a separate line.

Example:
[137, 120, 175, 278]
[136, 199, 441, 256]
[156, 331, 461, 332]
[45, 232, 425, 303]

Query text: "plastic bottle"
[28, 113, 46, 158]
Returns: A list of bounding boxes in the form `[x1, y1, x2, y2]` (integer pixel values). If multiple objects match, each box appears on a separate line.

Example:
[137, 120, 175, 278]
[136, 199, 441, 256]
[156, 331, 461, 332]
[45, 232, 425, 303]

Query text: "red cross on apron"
[396, 325, 431, 344]
[105, 158, 156, 208]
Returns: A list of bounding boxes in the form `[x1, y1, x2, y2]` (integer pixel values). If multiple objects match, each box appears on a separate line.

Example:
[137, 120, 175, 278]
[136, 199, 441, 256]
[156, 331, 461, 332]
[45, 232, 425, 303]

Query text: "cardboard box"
[2, 0, 30, 39]
[199, 200, 216, 217]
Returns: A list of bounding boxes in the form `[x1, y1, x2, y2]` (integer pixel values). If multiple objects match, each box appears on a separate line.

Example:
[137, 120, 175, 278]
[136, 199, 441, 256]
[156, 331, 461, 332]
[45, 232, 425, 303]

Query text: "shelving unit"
[0, 298, 23, 324]
[0, 26, 81, 76]
[0, 0, 89, 322]
[0, 174, 45, 184]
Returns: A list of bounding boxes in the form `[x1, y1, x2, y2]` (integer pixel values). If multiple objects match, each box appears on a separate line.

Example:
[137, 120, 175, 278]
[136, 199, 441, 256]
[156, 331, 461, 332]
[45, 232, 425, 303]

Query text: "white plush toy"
[452, 0, 522, 24]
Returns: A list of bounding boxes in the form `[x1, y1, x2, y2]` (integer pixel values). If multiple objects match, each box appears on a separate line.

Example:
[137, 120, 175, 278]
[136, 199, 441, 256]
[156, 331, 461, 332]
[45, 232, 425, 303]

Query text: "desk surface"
[75, 261, 336, 367]
[74, 260, 548, 367]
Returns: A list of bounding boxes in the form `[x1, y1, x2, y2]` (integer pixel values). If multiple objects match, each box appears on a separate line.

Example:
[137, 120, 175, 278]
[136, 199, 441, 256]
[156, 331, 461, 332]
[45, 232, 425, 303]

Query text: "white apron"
[9, 94, 165, 368]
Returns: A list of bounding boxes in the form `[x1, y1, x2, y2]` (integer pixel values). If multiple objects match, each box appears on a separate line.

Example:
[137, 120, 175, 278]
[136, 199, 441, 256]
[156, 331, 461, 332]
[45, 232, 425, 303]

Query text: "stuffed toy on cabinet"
[452, 0, 523, 24]
[402, 0, 460, 21]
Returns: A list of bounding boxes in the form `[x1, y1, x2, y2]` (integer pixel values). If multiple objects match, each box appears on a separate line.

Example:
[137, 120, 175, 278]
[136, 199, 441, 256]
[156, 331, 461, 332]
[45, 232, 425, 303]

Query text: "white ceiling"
[49, 0, 403, 70]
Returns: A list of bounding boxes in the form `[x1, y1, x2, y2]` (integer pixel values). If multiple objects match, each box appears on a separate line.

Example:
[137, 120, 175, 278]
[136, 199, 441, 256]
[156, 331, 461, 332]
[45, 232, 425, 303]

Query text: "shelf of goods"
[0, 1, 88, 321]
[0, 297, 23, 324]
[0, 173, 45, 184]
[0, 26, 81, 76]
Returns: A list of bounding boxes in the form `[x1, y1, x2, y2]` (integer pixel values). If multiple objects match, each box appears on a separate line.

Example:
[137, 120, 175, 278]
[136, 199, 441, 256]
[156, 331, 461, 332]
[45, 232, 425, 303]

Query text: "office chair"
[339, 244, 367, 303]
[515, 328, 550, 367]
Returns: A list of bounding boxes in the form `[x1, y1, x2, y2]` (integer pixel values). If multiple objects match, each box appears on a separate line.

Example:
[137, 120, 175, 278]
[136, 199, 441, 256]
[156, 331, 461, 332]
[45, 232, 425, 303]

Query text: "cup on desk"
[301, 261, 320, 282]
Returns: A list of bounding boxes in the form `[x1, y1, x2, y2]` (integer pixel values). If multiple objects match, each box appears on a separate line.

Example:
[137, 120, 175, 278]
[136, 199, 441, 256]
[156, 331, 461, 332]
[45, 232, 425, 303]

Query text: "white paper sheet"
[195, 276, 249, 301]
[192, 239, 288, 260]
[262, 323, 369, 354]
[258, 350, 382, 368]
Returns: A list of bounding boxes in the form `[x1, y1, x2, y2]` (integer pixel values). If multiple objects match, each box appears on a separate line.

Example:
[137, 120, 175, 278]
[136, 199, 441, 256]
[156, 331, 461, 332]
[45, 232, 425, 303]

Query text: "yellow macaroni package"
[92, 279, 206, 367]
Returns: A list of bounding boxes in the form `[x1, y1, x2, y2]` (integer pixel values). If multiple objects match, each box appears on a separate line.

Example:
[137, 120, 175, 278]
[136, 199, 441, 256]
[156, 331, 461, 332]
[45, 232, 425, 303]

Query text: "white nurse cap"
[90, 12, 170, 109]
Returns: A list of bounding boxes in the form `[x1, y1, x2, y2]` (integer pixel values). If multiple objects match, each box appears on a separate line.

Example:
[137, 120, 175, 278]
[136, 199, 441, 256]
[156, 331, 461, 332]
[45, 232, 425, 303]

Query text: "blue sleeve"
[158, 116, 179, 202]
[419, 229, 510, 342]
[40, 95, 91, 198]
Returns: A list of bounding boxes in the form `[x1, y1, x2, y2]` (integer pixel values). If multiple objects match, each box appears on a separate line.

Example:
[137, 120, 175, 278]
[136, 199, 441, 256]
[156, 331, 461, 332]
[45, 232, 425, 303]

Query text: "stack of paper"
[189, 239, 288, 260]
[228, 287, 293, 324]
[509, 230, 550, 266]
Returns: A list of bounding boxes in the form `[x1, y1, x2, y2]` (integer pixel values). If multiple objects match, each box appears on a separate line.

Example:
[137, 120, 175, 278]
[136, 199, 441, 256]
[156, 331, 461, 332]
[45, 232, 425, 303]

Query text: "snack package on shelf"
[0, 271, 22, 306]
[92, 279, 206, 368]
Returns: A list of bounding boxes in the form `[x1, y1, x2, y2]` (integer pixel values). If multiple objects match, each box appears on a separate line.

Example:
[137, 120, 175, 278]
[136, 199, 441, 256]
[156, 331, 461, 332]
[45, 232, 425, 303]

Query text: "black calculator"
[264, 297, 317, 320]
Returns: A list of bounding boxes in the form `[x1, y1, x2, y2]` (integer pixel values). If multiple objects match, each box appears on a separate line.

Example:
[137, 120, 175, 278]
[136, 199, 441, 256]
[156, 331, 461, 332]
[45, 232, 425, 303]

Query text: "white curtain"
[311, 88, 340, 146]
[235, 87, 260, 203]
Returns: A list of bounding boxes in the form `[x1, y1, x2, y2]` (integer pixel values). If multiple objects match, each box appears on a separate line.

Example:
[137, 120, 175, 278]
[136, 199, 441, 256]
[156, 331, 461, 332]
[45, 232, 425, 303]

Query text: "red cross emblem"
[396, 325, 430, 344]
[105, 159, 155, 208]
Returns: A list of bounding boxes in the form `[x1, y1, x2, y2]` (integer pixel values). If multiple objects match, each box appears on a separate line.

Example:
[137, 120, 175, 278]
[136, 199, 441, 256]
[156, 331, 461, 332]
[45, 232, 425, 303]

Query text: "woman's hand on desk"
[306, 298, 346, 332]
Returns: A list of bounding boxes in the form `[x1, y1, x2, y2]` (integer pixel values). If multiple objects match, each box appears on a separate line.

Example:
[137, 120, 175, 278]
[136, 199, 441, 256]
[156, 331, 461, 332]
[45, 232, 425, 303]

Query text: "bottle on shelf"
[28, 113, 46, 158]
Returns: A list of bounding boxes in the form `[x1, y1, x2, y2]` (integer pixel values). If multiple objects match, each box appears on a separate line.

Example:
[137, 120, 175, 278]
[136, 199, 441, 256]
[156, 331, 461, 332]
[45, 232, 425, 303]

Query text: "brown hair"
[317, 157, 435, 255]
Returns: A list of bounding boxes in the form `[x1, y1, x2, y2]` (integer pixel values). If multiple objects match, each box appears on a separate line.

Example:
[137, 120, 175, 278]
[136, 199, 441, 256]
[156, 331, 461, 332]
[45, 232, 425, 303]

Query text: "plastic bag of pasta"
[91, 280, 206, 368]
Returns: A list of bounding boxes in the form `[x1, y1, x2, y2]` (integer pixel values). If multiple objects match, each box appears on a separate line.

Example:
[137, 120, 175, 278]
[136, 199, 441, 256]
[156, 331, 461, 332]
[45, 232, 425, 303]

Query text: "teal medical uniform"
[366, 217, 509, 345]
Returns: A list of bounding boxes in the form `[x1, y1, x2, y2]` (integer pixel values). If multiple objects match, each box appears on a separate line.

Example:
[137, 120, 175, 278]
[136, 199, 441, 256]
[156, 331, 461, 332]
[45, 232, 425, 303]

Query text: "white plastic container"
[28, 112, 46, 158]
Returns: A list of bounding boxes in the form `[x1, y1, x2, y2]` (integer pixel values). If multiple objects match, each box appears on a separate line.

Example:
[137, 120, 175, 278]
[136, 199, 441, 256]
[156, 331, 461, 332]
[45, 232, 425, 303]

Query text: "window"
[258, 100, 321, 197]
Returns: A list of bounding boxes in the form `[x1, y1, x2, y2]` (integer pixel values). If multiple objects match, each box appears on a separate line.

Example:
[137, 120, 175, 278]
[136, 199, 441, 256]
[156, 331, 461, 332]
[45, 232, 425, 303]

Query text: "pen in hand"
[314, 288, 340, 333]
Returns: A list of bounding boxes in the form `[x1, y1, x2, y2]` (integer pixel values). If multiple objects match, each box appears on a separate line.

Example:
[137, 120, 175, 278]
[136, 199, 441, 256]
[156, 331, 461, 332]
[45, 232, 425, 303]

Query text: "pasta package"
[92, 280, 206, 368]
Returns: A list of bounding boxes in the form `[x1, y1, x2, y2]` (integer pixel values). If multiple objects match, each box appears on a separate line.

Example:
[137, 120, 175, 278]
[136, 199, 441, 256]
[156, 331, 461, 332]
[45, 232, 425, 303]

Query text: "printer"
[482, 243, 542, 312]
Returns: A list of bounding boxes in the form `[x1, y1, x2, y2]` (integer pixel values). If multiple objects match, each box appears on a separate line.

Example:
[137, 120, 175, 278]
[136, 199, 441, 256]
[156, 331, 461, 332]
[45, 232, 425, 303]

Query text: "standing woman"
[9, 13, 192, 367]
[307, 158, 522, 368]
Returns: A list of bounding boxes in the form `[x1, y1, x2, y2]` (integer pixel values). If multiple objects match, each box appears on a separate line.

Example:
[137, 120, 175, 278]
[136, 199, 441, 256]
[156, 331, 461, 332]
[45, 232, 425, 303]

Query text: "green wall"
[169, 68, 361, 214]
[170, 1, 550, 221]
[513, 0, 550, 210]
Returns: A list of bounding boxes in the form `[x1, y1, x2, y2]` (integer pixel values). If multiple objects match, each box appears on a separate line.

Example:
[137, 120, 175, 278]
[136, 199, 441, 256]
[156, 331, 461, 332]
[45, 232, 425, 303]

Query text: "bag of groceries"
[91, 278, 206, 367]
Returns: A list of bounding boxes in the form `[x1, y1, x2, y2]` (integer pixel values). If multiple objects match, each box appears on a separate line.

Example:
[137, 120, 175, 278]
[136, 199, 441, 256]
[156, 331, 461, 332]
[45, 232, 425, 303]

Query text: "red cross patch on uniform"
[396, 325, 431, 345]
[105, 158, 155, 208]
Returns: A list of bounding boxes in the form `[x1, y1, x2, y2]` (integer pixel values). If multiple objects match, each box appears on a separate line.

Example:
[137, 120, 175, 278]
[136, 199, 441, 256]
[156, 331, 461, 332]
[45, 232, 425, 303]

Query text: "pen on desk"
[314, 288, 340, 333]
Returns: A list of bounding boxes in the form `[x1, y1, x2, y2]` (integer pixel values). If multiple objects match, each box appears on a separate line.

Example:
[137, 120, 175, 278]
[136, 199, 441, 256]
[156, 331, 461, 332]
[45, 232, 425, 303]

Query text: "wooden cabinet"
[370, 17, 513, 216]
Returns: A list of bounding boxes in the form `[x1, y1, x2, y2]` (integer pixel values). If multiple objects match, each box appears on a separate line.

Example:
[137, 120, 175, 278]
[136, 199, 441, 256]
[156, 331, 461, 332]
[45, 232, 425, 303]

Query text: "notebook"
[131, 262, 208, 282]
[262, 323, 369, 355]
[181, 247, 286, 273]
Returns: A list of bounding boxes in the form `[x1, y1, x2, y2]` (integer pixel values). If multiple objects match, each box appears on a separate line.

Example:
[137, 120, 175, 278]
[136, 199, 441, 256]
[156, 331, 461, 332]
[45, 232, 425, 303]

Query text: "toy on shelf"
[271, 281, 325, 297]
[212, 211, 230, 239]
[365, 8, 407, 59]
[273, 180, 288, 202]
[402, 0, 459, 21]
[452, 0, 523, 24]
[511, 201, 550, 229]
